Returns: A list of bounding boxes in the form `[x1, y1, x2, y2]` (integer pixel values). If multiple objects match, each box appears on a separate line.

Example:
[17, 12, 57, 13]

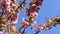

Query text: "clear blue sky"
[2, 0, 60, 34]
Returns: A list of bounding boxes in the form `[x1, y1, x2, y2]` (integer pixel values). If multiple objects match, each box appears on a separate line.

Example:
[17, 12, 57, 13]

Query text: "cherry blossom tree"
[0, 0, 60, 34]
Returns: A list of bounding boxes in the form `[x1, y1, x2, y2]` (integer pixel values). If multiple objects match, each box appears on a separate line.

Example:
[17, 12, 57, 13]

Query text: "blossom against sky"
[17, 0, 60, 34]
[2, 0, 60, 34]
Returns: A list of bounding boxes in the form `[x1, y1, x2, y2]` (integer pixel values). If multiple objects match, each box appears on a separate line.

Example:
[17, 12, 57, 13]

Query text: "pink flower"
[26, 7, 39, 16]
[31, 21, 36, 26]
[2, 0, 6, 5]
[0, 24, 4, 27]
[10, 2, 17, 9]
[3, 9, 10, 15]
[11, 18, 18, 24]
[36, 26, 43, 32]
[10, 13, 18, 21]
[2, 14, 10, 19]
[0, 31, 2, 34]
[30, 12, 38, 18]
[33, 0, 43, 6]
[44, 27, 50, 31]
[12, 12, 18, 18]
[22, 21, 29, 28]
[10, 15, 17, 21]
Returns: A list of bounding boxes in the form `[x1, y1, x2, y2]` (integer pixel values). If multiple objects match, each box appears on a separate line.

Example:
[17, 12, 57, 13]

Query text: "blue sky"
[17, 0, 60, 34]
[2, 0, 60, 34]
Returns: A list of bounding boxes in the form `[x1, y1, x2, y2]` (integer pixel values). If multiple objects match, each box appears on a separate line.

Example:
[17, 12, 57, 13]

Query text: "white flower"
[30, 12, 38, 18]
[0, 31, 2, 34]
[32, 4, 36, 6]
[49, 19, 53, 23]
[56, 16, 60, 19]
[12, 26, 16, 31]
[12, 18, 18, 24]
[31, 21, 36, 26]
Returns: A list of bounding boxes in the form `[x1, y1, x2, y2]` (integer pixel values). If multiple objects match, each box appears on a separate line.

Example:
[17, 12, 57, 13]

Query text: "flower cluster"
[0, 0, 26, 33]
[26, 7, 39, 18]
[0, 0, 11, 32]
[26, 0, 43, 18]
[34, 16, 60, 34]
[29, 0, 43, 6]
[18, 0, 43, 34]
[0, 0, 60, 34]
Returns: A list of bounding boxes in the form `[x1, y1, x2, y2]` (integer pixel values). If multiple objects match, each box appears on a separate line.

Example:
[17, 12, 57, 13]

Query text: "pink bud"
[10, 15, 17, 21]
[0, 24, 4, 27]
[31, 21, 36, 26]
[30, 12, 38, 18]
[37, 27, 43, 32]
[3, 9, 10, 15]
[23, 21, 29, 28]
